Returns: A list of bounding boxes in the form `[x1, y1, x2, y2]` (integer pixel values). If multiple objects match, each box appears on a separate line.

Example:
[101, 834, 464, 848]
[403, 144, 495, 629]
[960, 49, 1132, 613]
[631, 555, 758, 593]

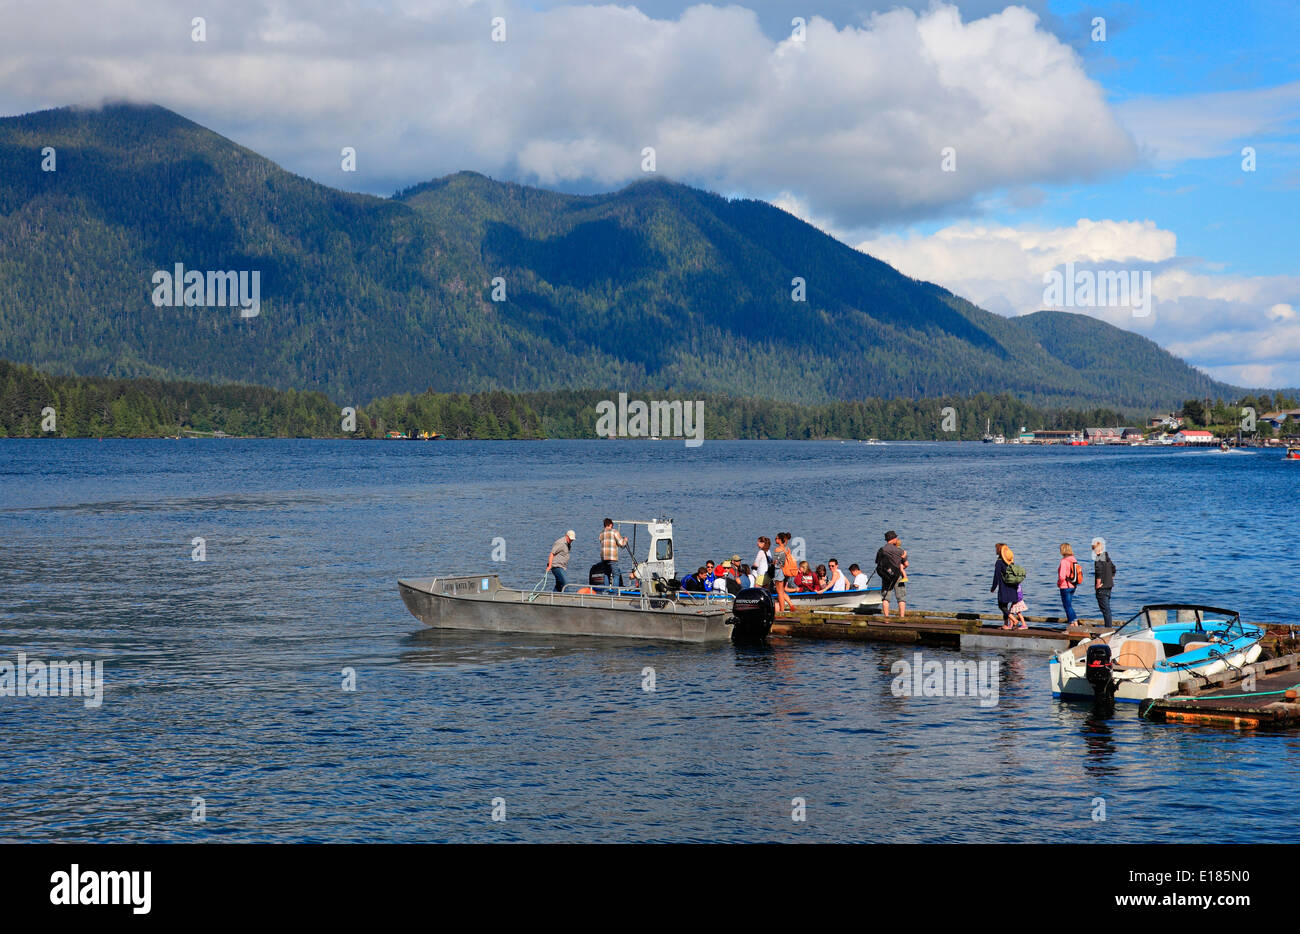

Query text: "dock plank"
[1142, 659, 1300, 727]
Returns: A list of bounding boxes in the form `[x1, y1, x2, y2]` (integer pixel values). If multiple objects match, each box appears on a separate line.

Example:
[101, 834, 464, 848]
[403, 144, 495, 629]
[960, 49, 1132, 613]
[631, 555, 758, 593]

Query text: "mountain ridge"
[0, 102, 1246, 409]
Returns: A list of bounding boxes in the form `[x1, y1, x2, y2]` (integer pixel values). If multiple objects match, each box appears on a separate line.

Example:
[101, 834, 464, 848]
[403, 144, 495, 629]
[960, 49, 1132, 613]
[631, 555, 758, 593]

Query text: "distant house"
[1173, 429, 1216, 444]
[1147, 415, 1184, 431]
[1261, 409, 1300, 430]
[1121, 428, 1145, 441]
[1084, 427, 1122, 442]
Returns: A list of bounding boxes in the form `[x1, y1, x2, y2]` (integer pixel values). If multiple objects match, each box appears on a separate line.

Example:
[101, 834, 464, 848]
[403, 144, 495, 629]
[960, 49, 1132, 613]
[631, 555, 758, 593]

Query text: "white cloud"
[1116, 81, 1300, 164]
[854, 219, 1300, 388]
[0, 0, 1136, 227]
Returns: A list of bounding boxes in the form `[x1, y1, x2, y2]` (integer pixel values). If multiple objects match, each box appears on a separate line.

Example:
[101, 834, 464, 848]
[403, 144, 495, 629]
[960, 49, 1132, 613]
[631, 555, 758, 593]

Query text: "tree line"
[7, 359, 1260, 441]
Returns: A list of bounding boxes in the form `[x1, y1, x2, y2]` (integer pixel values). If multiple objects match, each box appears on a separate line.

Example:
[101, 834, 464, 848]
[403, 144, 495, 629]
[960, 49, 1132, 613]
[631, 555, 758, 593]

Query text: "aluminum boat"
[398, 574, 737, 643]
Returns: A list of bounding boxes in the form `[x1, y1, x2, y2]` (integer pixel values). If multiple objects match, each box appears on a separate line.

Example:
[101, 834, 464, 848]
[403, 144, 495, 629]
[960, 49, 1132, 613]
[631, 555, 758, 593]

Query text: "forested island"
[3, 359, 1290, 442]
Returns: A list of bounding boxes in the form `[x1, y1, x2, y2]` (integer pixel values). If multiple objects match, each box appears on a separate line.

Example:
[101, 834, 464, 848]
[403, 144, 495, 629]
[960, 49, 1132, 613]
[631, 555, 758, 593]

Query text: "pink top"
[1057, 556, 1079, 588]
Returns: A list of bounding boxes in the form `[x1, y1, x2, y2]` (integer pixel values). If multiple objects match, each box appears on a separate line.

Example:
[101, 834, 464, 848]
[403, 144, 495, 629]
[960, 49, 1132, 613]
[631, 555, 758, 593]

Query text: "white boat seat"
[1114, 639, 1159, 669]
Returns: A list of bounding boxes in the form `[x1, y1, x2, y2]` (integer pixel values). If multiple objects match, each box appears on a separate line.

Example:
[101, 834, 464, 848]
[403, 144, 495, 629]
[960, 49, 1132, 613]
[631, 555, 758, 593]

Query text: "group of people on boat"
[542, 523, 910, 617]
[677, 531, 907, 614]
[992, 538, 1117, 629]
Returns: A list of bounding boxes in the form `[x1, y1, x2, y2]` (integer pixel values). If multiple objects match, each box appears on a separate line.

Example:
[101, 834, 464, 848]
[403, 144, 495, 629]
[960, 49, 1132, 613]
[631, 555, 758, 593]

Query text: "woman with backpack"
[773, 532, 797, 613]
[991, 543, 1027, 629]
[1057, 543, 1082, 627]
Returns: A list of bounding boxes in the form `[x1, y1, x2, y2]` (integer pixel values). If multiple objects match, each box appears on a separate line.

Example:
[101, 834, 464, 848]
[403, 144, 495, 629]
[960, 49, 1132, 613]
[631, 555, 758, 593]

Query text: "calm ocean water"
[1, 439, 1298, 843]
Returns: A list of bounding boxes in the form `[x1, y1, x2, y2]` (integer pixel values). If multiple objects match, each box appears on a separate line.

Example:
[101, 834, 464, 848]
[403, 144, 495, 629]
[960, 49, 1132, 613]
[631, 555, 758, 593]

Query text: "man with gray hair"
[546, 530, 576, 592]
[1091, 537, 1117, 626]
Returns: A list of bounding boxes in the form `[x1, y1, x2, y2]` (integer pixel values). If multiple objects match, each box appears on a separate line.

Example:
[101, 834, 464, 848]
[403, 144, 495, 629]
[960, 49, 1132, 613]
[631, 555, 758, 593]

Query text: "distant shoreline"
[3, 359, 1295, 444]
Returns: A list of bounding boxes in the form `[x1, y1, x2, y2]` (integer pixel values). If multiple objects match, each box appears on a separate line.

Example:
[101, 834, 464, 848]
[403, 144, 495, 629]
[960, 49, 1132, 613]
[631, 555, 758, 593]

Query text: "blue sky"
[1037, 0, 1299, 278]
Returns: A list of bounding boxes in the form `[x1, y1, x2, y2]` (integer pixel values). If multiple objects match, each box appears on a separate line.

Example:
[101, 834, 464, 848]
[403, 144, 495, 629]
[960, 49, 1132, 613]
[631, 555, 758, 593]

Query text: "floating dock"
[772, 605, 1300, 729]
[1139, 654, 1300, 728]
[771, 607, 1106, 651]
[771, 606, 1297, 655]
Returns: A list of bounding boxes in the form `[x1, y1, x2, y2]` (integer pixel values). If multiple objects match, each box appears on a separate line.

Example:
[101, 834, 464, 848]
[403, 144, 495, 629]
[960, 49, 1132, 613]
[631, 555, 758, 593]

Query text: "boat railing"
[496, 584, 722, 614]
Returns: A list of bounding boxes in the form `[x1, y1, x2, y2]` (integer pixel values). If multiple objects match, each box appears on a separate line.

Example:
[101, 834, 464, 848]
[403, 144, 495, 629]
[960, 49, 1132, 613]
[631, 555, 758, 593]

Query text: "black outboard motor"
[1085, 643, 1118, 700]
[729, 587, 774, 644]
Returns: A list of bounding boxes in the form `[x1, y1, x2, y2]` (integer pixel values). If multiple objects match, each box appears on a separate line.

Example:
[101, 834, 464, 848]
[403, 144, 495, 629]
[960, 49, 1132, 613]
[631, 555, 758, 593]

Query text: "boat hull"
[1050, 642, 1263, 702]
[399, 575, 735, 643]
[788, 588, 882, 609]
[673, 586, 882, 610]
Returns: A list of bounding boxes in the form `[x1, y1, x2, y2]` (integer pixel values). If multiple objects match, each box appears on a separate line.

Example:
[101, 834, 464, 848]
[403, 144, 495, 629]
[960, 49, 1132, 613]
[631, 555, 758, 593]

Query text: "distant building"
[1121, 428, 1145, 441]
[1261, 409, 1300, 430]
[1147, 415, 1184, 431]
[1173, 429, 1216, 445]
[1083, 427, 1128, 443]
[1027, 429, 1077, 443]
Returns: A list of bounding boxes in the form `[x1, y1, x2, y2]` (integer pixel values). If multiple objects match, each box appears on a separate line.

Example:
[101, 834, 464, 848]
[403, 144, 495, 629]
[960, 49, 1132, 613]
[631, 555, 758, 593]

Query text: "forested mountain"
[0, 102, 1245, 408]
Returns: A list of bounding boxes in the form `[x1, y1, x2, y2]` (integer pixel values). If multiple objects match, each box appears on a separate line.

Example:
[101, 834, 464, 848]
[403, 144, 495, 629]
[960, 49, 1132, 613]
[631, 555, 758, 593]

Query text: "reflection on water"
[1, 439, 1298, 842]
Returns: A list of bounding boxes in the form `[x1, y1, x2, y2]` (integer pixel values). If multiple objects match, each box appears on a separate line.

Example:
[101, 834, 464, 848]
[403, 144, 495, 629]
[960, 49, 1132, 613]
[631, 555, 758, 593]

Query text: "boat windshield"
[1111, 604, 1245, 639]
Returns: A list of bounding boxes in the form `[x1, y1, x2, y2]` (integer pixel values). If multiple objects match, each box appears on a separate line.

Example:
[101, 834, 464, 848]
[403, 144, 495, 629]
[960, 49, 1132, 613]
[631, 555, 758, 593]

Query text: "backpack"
[1068, 560, 1082, 587]
[876, 548, 901, 586]
[780, 546, 797, 577]
[1002, 563, 1027, 586]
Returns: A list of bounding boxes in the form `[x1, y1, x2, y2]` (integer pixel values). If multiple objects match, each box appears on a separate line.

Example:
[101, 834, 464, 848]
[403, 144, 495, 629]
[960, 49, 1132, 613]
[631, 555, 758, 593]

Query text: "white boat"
[679, 586, 882, 610]
[1049, 604, 1263, 703]
[789, 587, 881, 609]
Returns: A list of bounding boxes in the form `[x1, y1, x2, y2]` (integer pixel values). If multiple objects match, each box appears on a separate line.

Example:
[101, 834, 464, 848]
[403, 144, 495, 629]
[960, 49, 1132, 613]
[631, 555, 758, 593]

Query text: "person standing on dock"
[1057, 543, 1081, 627]
[876, 531, 907, 619]
[599, 518, 628, 590]
[991, 543, 1019, 627]
[545, 530, 576, 592]
[1091, 537, 1117, 626]
[754, 537, 772, 589]
[773, 532, 797, 612]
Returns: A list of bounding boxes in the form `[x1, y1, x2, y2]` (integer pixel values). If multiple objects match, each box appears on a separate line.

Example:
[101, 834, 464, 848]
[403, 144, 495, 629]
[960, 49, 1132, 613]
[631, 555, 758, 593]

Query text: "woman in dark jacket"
[990, 542, 1020, 628]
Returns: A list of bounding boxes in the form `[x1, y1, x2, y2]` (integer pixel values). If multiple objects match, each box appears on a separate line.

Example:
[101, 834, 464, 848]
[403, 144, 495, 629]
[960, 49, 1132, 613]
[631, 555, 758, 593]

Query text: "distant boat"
[1286, 447, 1300, 461]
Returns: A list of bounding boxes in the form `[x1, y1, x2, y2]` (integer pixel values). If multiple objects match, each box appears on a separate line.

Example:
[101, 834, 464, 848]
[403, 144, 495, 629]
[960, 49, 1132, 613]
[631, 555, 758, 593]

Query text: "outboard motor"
[729, 587, 774, 644]
[1085, 643, 1118, 700]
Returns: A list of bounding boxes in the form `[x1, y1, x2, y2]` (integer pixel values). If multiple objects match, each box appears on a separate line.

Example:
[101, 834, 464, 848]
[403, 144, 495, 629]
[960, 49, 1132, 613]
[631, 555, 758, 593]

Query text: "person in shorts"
[875, 530, 907, 618]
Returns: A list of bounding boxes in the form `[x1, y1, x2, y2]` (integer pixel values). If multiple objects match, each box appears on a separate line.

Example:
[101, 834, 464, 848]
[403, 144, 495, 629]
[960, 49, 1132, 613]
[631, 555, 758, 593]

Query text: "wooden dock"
[771, 607, 1107, 651]
[770, 606, 1298, 655]
[1139, 654, 1300, 728]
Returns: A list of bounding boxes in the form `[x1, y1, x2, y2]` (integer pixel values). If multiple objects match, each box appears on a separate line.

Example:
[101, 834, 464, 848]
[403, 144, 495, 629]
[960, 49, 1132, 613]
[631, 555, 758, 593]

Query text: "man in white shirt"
[848, 563, 870, 590]
[821, 558, 849, 592]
